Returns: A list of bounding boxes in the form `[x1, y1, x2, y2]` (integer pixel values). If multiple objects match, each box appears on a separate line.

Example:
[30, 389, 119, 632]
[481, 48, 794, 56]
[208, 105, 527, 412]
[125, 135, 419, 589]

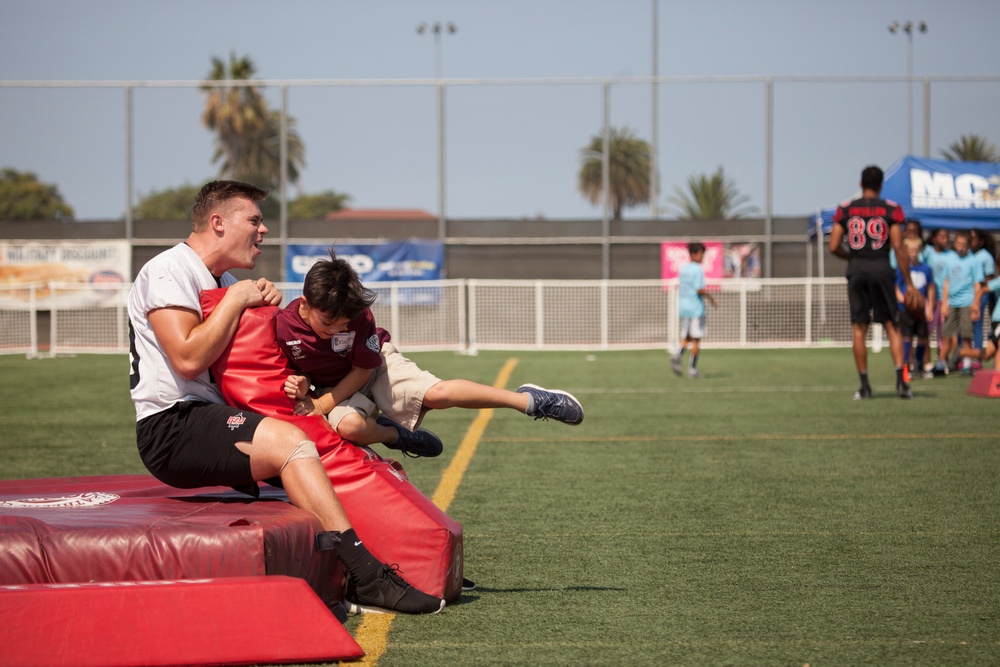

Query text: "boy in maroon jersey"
[829, 165, 923, 399]
[275, 252, 584, 459]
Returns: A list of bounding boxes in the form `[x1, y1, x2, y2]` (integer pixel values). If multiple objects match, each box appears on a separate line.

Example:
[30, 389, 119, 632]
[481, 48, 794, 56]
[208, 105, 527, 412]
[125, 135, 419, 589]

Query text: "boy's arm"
[697, 287, 717, 306]
[925, 283, 936, 322]
[941, 278, 950, 317]
[307, 365, 376, 415]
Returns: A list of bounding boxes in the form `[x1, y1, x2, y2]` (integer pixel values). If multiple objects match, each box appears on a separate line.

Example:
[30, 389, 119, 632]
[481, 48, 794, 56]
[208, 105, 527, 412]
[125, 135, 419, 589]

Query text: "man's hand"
[284, 374, 310, 400]
[256, 278, 282, 307]
[903, 286, 924, 313]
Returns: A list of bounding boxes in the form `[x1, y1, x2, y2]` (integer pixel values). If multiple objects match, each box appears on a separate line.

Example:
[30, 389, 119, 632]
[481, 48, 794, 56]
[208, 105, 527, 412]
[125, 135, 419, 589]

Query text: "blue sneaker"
[375, 415, 443, 458]
[516, 384, 584, 425]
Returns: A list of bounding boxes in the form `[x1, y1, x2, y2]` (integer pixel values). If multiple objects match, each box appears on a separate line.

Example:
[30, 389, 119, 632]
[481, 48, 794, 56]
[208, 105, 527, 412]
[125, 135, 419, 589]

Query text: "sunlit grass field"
[0, 348, 997, 666]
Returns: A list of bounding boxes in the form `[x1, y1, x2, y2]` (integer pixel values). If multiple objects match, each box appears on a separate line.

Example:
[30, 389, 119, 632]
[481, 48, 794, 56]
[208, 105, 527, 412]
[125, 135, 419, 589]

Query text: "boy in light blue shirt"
[671, 242, 717, 379]
[960, 275, 1000, 371]
[940, 230, 986, 373]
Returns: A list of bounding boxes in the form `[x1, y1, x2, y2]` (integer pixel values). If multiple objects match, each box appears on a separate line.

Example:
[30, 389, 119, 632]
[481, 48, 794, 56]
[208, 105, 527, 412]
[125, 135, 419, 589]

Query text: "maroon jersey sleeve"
[347, 309, 387, 370]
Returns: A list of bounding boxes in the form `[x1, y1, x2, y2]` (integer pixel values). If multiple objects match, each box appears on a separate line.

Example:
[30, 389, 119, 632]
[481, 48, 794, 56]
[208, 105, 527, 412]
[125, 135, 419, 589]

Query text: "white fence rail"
[2, 278, 876, 357]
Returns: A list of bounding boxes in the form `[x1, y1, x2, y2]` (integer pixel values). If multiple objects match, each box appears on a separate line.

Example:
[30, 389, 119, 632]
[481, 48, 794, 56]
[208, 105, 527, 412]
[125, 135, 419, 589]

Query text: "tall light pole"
[888, 20, 928, 156]
[417, 22, 456, 240]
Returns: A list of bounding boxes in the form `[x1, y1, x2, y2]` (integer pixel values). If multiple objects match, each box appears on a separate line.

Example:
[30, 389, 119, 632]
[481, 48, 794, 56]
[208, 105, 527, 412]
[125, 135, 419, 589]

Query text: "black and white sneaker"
[852, 386, 872, 400]
[462, 577, 476, 592]
[517, 384, 584, 425]
[346, 563, 445, 615]
[376, 415, 443, 458]
[896, 383, 914, 399]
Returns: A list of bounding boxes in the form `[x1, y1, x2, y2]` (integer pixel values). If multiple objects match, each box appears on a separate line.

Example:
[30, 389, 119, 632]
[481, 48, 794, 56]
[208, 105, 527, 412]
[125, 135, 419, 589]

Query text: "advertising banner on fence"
[661, 241, 724, 280]
[0, 240, 131, 306]
[286, 242, 445, 305]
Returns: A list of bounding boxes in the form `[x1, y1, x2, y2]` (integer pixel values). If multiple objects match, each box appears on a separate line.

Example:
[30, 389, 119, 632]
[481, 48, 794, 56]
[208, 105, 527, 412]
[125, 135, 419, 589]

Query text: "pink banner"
[660, 241, 724, 280]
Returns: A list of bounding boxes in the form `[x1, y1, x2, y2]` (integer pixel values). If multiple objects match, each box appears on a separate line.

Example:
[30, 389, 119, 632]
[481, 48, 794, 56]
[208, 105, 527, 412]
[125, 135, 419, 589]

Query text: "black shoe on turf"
[852, 386, 872, 400]
[376, 415, 443, 458]
[346, 563, 445, 615]
[517, 384, 584, 425]
[896, 382, 914, 399]
[462, 577, 476, 592]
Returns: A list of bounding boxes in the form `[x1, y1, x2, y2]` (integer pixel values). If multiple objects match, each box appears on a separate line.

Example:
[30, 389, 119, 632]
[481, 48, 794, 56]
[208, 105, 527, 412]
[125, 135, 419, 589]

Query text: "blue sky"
[1, 0, 998, 221]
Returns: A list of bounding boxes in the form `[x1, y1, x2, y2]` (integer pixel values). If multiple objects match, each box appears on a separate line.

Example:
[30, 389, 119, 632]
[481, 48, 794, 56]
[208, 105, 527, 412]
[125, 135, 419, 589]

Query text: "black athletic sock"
[895, 367, 904, 385]
[690, 353, 699, 369]
[859, 371, 870, 389]
[332, 529, 382, 581]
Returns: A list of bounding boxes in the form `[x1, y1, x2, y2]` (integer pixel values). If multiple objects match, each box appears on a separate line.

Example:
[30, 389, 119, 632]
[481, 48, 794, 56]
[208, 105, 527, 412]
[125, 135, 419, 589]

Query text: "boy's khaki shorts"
[321, 341, 440, 432]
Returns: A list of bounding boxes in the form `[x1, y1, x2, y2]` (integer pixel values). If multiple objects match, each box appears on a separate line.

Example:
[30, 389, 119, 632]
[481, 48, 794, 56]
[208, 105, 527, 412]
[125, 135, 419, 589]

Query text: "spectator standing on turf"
[829, 165, 921, 399]
[127, 181, 443, 615]
[940, 230, 986, 375]
[671, 242, 716, 379]
[895, 238, 935, 380]
[923, 228, 955, 373]
[960, 275, 1000, 370]
[969, 229, 997, 366]
[277, 252, 583, 459]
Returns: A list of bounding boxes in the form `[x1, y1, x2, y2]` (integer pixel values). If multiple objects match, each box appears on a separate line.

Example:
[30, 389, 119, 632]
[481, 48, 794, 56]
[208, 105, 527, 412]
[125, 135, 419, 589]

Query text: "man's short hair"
[191, 180, 268, 232]
[688, 242, 706, 256]
[860, 165, 884, 192]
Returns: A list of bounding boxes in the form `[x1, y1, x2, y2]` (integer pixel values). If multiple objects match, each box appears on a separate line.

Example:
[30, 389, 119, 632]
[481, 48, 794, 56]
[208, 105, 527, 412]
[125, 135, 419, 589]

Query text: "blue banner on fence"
[287, 242, 445, 305]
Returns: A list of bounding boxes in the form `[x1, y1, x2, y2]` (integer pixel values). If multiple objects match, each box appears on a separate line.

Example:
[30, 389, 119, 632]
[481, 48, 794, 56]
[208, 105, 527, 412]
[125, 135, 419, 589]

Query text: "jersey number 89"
[847, 216, 888, 250]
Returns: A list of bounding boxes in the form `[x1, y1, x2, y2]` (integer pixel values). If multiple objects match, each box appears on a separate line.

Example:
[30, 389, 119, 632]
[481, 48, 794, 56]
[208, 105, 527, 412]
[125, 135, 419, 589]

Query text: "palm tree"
[201, 53, 305, 190]
[578, 126, 653, 220]
[940, 134, 1000, 163]
[666, 167, 757, 220]
[211, 110, 305, 189]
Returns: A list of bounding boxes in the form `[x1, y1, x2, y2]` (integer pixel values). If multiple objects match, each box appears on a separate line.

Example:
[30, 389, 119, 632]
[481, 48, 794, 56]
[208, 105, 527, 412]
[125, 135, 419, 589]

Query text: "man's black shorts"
[136, 401, 265, 497]
[847, 273, 900, 325]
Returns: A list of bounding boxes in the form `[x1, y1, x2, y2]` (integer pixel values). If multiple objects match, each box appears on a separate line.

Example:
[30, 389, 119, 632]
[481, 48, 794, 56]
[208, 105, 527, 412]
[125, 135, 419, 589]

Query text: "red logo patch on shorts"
[226, 413, 247, 431]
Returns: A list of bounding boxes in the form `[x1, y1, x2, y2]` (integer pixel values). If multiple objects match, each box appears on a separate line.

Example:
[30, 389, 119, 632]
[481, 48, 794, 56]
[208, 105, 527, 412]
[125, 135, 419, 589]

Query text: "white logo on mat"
[0, 492, 120, 508]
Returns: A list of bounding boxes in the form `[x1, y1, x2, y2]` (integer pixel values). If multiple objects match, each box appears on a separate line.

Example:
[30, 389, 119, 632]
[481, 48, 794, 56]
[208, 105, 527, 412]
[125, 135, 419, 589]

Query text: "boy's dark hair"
[925, 227, 947, 246]
[860, 165, 884, 192]
[688, 242, 706, 255]
[301, 250, 377, 320]
[191, 180, 268, 232]
[972, 228, 997, 259]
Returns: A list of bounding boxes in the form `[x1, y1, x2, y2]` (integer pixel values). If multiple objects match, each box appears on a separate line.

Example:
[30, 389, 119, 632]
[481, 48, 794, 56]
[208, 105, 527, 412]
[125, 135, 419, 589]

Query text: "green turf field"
[0, 348, 997, 666]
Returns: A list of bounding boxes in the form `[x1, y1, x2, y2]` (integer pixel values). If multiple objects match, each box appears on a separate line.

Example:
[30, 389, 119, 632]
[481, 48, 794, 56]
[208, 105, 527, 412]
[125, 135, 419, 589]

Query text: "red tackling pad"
[0, 576, 364, 667]
[202, 289, 464, 601]
[967, 369, 1000, 397]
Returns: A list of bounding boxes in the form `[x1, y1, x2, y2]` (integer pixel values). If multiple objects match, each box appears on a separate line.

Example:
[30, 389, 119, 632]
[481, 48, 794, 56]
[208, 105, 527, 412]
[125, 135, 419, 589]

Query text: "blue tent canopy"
[812, 155, 1000, 236]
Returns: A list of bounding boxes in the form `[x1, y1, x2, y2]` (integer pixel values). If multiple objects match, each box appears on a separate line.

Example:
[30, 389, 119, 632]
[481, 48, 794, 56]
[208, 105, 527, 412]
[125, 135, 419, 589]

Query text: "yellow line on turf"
[343, 357, 519, 667]
[480, 432, 993, 443]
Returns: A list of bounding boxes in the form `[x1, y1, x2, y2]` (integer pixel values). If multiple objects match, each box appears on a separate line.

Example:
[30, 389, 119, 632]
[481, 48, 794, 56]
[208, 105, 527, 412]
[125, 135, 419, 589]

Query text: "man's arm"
[149, 279, 277, 380]
[890, 225, 921, 310]
[828, 223, 849, 259]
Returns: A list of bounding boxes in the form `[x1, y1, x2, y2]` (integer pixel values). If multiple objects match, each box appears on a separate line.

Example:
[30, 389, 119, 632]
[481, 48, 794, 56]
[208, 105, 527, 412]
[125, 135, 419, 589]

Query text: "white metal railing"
[2, 278, 888, 358]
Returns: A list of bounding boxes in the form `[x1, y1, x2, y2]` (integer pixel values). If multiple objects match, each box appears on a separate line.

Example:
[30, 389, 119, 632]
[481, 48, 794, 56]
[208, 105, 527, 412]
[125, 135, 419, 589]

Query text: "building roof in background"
[324, 208, 436, 221]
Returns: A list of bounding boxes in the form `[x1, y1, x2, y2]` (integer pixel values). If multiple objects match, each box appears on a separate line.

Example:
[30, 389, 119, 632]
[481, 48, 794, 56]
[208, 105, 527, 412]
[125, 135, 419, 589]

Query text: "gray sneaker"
[517, 384, 584, 425]
[670, 354, 683, 376]
[376, 415, 443, 458]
